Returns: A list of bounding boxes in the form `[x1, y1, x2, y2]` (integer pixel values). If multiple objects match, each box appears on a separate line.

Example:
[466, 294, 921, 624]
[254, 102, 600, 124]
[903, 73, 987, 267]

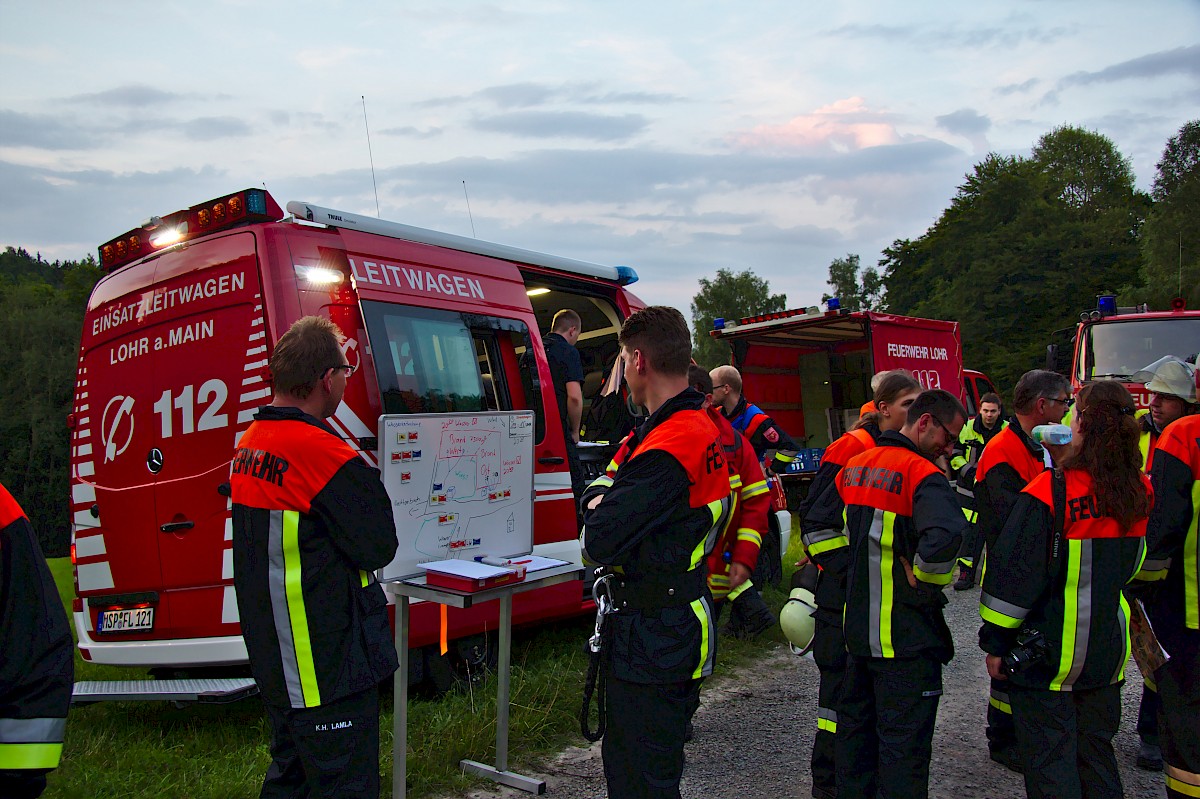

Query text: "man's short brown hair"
[688, 364, 714, 394]
[269, 316, 345, 399]
[552, 309, 581, 334]
[619, 306, 691, 377]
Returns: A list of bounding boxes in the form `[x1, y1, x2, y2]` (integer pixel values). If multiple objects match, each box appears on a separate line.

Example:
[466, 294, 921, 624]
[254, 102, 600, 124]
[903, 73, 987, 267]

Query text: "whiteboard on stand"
[376, 411, 536, 582]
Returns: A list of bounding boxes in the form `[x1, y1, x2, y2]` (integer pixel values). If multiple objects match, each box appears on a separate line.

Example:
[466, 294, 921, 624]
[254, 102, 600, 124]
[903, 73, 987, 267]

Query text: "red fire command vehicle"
[1047, 294, 1200, 407]
[68, 188, 645, 687]
[710, 305, 996, 505]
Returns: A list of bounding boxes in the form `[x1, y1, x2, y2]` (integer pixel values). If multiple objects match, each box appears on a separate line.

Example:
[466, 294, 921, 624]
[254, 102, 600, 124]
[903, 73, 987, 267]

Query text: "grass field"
[43, 544, 797, 798]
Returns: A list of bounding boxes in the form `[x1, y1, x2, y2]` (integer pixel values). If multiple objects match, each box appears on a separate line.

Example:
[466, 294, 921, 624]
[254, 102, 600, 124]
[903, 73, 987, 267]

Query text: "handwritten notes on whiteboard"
[377, 411, 535, 581]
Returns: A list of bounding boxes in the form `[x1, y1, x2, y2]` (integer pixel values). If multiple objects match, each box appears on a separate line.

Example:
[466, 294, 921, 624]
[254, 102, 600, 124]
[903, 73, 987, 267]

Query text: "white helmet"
[780, 586, 818, 655]
[1131, 356, 1197, 404]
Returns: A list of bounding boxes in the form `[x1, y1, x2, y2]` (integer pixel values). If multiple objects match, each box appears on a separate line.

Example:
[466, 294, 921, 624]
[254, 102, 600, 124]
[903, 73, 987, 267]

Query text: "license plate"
[98, 607, 155, 632]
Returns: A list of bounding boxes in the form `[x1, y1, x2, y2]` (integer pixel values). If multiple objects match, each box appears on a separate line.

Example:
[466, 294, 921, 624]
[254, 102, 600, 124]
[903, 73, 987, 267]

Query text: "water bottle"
[1031, 424, 1072, 446]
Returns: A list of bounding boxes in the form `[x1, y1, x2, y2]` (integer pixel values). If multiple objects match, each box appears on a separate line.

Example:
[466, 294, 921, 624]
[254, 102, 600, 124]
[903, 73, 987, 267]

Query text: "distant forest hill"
[0, 246, 102, 555]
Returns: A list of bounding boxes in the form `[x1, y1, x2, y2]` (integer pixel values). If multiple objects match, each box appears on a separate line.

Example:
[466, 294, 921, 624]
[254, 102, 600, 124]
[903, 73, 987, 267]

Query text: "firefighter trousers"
[835, 653, 942, 799]
[810, 616, 847, 799]
[1009, 682, 1121, 799]
[260, 684, 382, 799]
[987, 676, 1018, 760]
[1136, 677, 1160, 741]
[1156, 644, 1200, 799]
[602, 674, 700, 799]
[956, 521, 984, 570]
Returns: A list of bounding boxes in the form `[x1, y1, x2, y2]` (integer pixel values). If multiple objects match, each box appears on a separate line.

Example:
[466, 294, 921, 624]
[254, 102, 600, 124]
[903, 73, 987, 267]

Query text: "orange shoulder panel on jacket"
[975, 426, 1042, 485]
[231, 419, 359, 512]
[838, 445, 939, 516]
[823, 428, 875, 469]
[0, 482, 26, 529]
[640, 409, 729, 508]
[1022, 469, 1152, 540]
[1155, 414, 1200, 478]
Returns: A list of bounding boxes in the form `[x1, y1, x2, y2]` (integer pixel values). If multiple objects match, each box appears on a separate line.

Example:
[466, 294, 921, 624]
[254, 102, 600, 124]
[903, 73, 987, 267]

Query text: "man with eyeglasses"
[971, 369, 1072, 773]
[231, 316, 398, 798]
[834, 389, 967, 798]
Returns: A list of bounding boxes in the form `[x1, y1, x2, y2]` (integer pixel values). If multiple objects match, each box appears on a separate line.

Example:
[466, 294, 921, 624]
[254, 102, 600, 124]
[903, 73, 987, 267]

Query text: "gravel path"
[447, 586, 1165, 798]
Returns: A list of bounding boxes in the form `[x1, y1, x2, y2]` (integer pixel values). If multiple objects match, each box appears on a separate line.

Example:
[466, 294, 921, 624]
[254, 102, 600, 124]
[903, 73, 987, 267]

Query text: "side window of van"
[362, 302, 547, 442]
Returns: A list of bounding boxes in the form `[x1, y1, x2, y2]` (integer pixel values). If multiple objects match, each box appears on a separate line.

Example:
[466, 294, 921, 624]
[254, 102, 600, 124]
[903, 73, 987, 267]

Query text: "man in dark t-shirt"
[543, 309, 586, 496]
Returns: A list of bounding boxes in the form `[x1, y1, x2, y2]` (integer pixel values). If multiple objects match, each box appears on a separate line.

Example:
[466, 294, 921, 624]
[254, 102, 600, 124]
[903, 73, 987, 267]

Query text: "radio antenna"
[462, 180, 477, 238]
[362, 95, 381, 217]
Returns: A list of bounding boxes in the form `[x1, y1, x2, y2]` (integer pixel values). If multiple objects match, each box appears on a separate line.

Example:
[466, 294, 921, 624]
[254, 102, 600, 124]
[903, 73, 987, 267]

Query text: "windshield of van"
[1081, 318, 1200, 381]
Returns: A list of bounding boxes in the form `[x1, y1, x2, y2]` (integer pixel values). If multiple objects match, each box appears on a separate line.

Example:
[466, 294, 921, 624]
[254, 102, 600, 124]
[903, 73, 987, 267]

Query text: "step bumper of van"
[75, 611, 248, 667]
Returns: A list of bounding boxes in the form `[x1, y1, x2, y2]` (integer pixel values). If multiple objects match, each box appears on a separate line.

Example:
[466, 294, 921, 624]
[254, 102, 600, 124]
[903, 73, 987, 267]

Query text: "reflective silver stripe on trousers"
[804, 527, 846, 546]
[1063, 540, 1094, 691]
[0, 717, 67, 743]
[268, 509, 305, 708]
[866, 508, 886, 658]
[914, 553, 955, 576]
[817, 707, 838, 723]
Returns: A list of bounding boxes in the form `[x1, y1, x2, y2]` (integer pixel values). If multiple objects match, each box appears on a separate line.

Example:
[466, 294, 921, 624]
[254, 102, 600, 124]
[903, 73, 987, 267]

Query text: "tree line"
[691, 121, 1200, 395]
[0, 247, 103, 555]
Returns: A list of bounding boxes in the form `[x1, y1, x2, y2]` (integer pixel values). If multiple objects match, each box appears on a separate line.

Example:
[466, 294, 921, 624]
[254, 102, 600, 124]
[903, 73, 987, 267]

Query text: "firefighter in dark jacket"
[231, 316, 398, 799]
[798, 370, 922, 799]
[834, 389, 967, 799]
[950, 392, 1007, 590]
[1136, 401, 1200, 799]
[980, 381, 1151, 799]
[971, 369, 1071, 771]
[711, 363, 798, 602]
[0, 482, 73, 799]
[581, 307, 732, 799]
[1128, 355, 1196, 772]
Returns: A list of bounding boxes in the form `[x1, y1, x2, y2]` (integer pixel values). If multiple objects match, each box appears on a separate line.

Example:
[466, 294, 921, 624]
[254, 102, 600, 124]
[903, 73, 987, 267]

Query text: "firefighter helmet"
[1132, 356, 1197, 404]
[780, 586, 818, 655]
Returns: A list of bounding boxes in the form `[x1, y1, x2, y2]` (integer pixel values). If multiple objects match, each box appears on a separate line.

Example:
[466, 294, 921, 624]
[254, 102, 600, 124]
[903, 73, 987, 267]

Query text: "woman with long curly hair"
[978, 380, 1152, 799]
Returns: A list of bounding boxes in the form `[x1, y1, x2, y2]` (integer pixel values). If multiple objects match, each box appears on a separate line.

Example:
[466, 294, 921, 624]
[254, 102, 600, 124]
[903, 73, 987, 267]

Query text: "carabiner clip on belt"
[581, 571, 616, 742]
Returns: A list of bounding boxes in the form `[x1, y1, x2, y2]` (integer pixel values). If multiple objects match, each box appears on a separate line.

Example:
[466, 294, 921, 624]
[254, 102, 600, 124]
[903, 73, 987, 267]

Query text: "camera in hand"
[1002, 627, 1048, 675]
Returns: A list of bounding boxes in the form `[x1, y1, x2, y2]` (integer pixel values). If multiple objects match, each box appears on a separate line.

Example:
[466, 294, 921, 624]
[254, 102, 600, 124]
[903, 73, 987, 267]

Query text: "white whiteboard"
[376, 411, 536, 581]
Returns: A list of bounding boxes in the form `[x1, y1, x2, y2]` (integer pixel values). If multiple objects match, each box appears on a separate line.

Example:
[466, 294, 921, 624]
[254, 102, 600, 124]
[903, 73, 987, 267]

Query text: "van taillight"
[67, 413, 77, 430]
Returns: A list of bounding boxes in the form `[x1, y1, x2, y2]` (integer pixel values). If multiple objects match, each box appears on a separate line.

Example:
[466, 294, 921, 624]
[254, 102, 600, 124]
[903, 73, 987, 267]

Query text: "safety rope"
[580, 572, 615, 742]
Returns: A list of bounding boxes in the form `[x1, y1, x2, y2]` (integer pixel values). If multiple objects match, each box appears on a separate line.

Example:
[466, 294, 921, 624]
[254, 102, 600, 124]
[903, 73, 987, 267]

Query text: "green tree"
[822, 253, 883, 311]
[1139, 120, 1200, 308]
[690, 268, 787, 368]
[881, 128, 1147, 393]
[0, 246, 102, 555]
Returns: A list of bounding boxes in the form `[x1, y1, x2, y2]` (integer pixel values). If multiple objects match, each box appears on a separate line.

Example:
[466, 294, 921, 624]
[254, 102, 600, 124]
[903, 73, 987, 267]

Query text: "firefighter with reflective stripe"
[1136, 406, 1200, 799]
[231, 317, 398, 799]
[0, 482, 72, 799]
[687, 367, 769, 607]
[711, 364, 799, 591]
[834, 389, 967, 799]
[798, 370, 922, 799]
[581, 307, 732, 799]
[979, 380, 1151, 799]
[1129, 355, 1197, 773]
[950, 392, 1007, 590]
[972, 369, 1071, 771]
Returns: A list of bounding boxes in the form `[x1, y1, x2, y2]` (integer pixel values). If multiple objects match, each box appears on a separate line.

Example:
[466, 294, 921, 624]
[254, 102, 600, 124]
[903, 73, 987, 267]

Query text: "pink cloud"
[729, 97, 900, 152]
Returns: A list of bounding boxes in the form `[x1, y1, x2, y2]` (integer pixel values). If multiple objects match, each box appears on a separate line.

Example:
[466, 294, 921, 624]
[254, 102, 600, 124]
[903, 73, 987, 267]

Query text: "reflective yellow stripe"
[817, 718, 838, 732]
[1117, 592, 1131, 684]
[359, 569, 370, 588]
[979, 604, 1022, 629]
[727, 580, 750, 601]
[809, 535, 848, 556]
[1186, 482, 1200, 629]
[988, 695, 1013, 714]
[283, 510, 321, 708]
[879, 511, 896, 658]
[1050, 540, 1081, 692]
[691, 598, 710, 680]
[742, 479, 769, 499]
[0, 742, 63, 770]
[737, 528, 763, 547]
[1167, 764, 1200, 797]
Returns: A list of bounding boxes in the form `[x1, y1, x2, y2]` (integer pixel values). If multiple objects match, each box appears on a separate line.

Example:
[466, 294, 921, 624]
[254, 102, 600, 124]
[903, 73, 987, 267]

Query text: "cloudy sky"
[1, 1, 1197, 317]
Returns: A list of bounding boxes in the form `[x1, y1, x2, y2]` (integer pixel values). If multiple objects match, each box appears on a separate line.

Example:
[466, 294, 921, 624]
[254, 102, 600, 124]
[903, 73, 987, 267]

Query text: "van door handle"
[538, 456, 565, 465]
[160, 521, 195, 533]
